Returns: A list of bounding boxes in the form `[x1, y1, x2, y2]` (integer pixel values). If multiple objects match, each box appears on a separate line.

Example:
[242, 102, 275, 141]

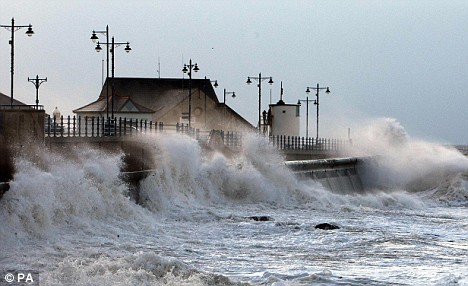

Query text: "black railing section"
[45, 115, 348, 152]
[270, 135, 348, 151]
[0, 104, 44, 110]
[222, 131, 242, 148]
[45, 115, 197, 139]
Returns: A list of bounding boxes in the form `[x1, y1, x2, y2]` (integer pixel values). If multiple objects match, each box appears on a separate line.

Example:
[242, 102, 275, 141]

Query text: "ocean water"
[1, 118, 467, 286]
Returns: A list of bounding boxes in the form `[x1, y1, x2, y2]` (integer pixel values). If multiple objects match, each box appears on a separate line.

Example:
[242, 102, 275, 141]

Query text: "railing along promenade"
[45, 115, 348, 152]
[45, 115, 242, 147]
[0, 104, 44, 110]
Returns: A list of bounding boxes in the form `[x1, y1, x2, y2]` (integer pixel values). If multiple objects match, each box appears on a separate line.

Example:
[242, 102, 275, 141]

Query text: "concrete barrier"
[0, 109, 45, 196]
[285, 157, 378, 193]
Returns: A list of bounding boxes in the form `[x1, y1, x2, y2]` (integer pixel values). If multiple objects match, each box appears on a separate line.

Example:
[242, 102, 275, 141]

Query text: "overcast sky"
[1, 0, 467, 144]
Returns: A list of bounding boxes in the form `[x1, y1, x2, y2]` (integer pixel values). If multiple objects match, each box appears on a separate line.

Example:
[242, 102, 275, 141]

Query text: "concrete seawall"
[0, 109, 45, 198]
[1, 109, 378, 200]
[285, 157, 379, 193]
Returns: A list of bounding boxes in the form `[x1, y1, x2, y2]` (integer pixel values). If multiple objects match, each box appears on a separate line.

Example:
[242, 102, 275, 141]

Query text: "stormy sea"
[1, 118, 467, 286]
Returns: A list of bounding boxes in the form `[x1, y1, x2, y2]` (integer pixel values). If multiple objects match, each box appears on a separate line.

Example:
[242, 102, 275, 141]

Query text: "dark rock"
[0, 182, 10, 200]
[0, 143, 14, 183]
[315, 223, 340, 230]
[249, 216, 274, 222]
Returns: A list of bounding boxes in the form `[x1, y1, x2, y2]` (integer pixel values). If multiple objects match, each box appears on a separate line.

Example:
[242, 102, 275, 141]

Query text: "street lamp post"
[28, 75, 47, 109]
[223, 89, 236, 130]
[182, 59, 199, 129]
[1, 18, 34, 106]
[305, 83, 330, 140]
[203, 76, 218, 127]
[95, 37, 131, 118]
[246, 73, 273, 133]
[297, 97, 316, 139]
[90, 26, 110, 118]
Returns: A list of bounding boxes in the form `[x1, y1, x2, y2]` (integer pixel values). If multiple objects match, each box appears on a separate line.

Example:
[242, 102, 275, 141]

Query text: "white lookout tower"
[268, 83, 300, 137]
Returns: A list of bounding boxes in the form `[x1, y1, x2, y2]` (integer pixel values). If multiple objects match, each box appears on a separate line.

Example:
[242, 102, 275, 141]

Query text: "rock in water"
[315, 223, 340, 230]
[0, 182, 10, 200]
[249, 216, 274, 222]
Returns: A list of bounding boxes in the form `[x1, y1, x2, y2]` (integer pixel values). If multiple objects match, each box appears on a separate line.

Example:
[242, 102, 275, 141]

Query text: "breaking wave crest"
[41, 252, 240, 286]
[0, 119, 467, 285]
[0, 148, 150, 242]
[349, 118, 468, 203]
[1, 125, 467, 242]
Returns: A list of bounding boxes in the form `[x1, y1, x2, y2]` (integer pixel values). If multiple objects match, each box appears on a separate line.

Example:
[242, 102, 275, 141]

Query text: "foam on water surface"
[1, 118, 467, 285]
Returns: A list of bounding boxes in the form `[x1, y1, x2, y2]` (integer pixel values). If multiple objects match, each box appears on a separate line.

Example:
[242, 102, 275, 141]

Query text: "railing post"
[78, 116, 81, 137]
[67, 115, 71, 137]
[84, 116, 88, 137]
[117, 117, 121, 136]
[47, 115, 51, 137]
[97, 116, 100, 137]
[60, 116, 64, 137]
[92, 117, 95, 137]
[53, 115, 57, 137]
[101, 116, 104, 137]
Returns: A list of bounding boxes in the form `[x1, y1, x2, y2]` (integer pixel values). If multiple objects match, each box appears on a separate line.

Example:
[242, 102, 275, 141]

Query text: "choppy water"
[1, 118, 467, 285]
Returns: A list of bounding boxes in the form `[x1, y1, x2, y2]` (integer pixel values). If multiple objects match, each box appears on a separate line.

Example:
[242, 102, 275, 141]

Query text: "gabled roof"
[0, 92, 28, 106]
[220, 103, 256, 128]
[74, 77, 220, 117]
[74, 95, 154, 114]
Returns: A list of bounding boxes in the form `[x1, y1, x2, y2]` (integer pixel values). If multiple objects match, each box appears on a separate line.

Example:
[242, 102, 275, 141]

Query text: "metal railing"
[270, 135, 349, 151]
[44, 115, 349, 152]
[0, 104, 44, 110]
[45, 115, 195, 138]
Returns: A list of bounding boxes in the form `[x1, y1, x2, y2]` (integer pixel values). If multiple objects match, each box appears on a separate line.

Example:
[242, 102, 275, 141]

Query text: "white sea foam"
[41, 252, 239, 286]
[0, 147, 151, 242]
[349, 118, 468, 194]
[1, 121, 467, 286]
[3, 126, 465, 242]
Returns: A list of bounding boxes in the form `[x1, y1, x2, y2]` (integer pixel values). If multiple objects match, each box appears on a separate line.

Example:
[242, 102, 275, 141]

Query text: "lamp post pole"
[297, 97, 316, 139]
[203, 76, 218, 128]
[182, 59, 199, 129]
[28, 75, 47, 109]
[95, 37, 131, 119]
[1, 18, 34, 106]
[246, 73, 273, 133]
[305, 83, 330, 140]
[223, 89, 236, 130]
[91, 26, 110, 118]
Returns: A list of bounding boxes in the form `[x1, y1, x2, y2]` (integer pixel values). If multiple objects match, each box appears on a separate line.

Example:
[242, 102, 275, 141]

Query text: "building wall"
[0, 109, 45, 145]
[156, 88, 253, 132]
[74, 86, 254, 132]
[269, 104, 300, 136]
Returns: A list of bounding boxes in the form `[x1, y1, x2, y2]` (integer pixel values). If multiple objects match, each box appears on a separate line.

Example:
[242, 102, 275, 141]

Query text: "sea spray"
[1, 124, 467, 285]
[135, 132, 430, 216]
[349, 118, 468, 193]
[137, 133, 307, 214]
[0, 147, 150, 242]
[41, 252, 240, 286]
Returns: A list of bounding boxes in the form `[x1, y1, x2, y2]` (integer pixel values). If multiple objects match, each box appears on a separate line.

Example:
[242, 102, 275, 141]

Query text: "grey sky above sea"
[1, 0, 467, 144]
